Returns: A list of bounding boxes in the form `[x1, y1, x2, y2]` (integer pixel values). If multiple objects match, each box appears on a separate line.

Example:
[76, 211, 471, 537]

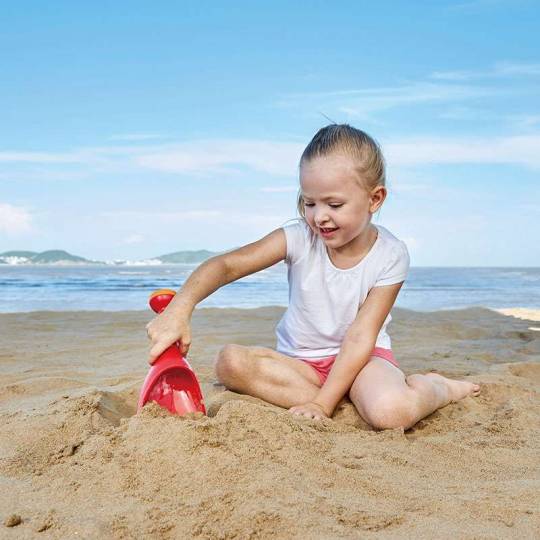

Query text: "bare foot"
[425, 372, 481, 402]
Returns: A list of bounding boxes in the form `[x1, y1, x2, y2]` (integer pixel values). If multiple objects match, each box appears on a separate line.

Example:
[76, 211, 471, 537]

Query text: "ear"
[369, 185, 387, 213]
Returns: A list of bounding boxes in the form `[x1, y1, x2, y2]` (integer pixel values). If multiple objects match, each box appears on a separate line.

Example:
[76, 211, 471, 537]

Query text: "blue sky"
[1, 1, 539, 266]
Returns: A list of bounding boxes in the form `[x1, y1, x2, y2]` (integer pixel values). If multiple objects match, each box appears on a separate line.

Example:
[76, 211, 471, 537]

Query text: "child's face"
[300, 154, 382, 248]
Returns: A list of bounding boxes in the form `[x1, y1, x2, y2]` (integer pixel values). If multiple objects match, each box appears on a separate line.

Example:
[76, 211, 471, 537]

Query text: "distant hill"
[0, 250, 99, 265]
[32, 250, 92, 264]
[0, 248, 233, 265]
[0, 250, 38, 258]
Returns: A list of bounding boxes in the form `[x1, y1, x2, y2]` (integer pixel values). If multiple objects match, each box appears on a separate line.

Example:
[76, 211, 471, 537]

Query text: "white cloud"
[384, 134, 540, 169]
[100, 209, 290, 228]
[0, 170, 92, 182]
[277, 63, 538, 126]
[135, 140, 303, 177]
[277, 82, 499, 119]
[516, 202, 540, 213]
[510, 114, 540, 130]
[389, 182, 430, 194]
[0, 139, 302, 177]
[495, 61, 540, 77]
[446, 0, 509, 10]
[0, 151, 86, 164]
[0, 203, 33, 234]
[431, 62, 540, 81]
[109, 133, 165, 142]
[2, 130, 540, 187]
[123, 234, 145, 244]
[101, 210, 224, 222]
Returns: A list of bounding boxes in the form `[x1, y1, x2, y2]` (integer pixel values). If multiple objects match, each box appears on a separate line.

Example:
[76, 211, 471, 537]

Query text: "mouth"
[319, 227, 339, 237]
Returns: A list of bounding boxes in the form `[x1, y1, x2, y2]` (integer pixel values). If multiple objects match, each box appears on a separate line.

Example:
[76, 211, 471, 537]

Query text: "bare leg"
[349, 357, 481, 430]
[214, 344, 322, 409]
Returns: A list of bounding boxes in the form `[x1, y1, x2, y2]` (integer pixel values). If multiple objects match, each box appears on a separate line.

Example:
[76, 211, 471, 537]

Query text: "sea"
[0, 264, 539, 313]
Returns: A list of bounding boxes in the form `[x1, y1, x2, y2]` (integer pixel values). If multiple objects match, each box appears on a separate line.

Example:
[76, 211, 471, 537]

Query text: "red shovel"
[137, 289, 206, 416]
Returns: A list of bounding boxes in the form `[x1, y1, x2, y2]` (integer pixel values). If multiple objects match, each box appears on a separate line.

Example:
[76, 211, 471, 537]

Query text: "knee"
[214, 344, 246, 383]
[364, 394, 418, 431]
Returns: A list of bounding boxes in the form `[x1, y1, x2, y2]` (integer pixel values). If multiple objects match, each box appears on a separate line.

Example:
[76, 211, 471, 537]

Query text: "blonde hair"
[296, 124, 386, 219]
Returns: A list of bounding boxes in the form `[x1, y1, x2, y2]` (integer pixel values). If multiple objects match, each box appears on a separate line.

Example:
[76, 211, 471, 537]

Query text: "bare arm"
[292, 281, 404, 417]
[146, 228, 287, 362]
[314, 282, 404, 416]
[167, 227, 287, 313]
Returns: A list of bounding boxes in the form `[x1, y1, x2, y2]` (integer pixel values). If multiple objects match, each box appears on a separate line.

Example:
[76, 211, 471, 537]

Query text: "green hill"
[32, 250, 90, 264]
[0, 248, 236, 265]
[0, 249, 98, 265]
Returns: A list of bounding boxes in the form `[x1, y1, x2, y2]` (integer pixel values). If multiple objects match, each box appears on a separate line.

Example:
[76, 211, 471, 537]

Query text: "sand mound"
[2, 374, 539, 538]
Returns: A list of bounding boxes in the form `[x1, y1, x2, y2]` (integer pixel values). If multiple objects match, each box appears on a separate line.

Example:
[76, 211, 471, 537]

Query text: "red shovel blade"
[137, 348, 206, 415]
[143, 371, 199, 415]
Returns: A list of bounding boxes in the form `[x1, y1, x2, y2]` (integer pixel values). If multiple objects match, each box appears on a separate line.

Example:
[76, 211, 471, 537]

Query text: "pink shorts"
[298, 347, 399, 385]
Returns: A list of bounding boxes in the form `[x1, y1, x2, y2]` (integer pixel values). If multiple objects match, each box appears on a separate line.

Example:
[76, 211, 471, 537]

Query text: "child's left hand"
[289, 401, 329, 421]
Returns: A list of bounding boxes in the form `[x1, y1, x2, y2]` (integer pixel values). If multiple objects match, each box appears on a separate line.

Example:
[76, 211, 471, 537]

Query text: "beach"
[1, 306, 539, 538]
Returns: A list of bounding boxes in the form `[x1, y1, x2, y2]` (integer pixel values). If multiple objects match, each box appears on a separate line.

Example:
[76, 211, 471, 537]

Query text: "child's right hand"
[145, 307, 192, 365]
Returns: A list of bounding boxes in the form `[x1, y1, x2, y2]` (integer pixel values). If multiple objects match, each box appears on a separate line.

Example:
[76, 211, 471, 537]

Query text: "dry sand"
[0, 306, 539, 539]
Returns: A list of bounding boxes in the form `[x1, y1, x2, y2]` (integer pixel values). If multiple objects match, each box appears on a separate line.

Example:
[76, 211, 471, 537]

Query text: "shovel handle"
[149, 289, 177, 314]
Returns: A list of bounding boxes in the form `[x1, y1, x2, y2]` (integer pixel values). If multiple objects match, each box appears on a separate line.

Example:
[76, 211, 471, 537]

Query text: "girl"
[146, 124, 480, 429]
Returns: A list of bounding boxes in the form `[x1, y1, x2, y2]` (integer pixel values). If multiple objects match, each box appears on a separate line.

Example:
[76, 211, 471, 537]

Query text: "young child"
[146, 124, 480, 430]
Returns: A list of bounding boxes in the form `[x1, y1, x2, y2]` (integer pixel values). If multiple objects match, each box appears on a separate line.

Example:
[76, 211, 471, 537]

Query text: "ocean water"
[0, 264, 539, 313]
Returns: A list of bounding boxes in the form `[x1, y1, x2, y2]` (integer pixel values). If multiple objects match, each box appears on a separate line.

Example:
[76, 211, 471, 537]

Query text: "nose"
[314, 208, 331, 227]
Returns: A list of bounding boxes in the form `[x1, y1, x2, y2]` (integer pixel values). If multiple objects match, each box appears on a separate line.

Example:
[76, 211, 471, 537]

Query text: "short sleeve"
[374, 241, 410, 287]
[281, 220, 311, 265]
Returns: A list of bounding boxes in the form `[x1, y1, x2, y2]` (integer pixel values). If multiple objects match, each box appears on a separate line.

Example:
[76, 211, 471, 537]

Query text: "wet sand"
[1, 306, 539, 538]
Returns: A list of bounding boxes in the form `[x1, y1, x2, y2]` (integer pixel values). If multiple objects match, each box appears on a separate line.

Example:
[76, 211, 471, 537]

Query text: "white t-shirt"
[275, 219, 410, 360]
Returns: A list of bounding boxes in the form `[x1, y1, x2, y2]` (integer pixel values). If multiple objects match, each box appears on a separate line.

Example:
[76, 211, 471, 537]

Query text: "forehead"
[300, 154, 362, 198]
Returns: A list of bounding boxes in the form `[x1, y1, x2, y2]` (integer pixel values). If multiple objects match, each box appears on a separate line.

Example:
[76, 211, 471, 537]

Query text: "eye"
[303, 202, 343, 208]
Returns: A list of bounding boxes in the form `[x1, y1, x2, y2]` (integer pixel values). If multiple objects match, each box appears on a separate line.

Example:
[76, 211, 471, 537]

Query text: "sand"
[0, 306, 539, 539]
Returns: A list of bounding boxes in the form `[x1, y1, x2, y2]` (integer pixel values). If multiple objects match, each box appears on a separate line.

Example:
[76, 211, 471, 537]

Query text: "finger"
[148, 343, 166, 365]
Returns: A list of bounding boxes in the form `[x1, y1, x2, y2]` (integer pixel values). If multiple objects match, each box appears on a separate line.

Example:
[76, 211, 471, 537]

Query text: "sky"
[0, 1, 539, 266]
